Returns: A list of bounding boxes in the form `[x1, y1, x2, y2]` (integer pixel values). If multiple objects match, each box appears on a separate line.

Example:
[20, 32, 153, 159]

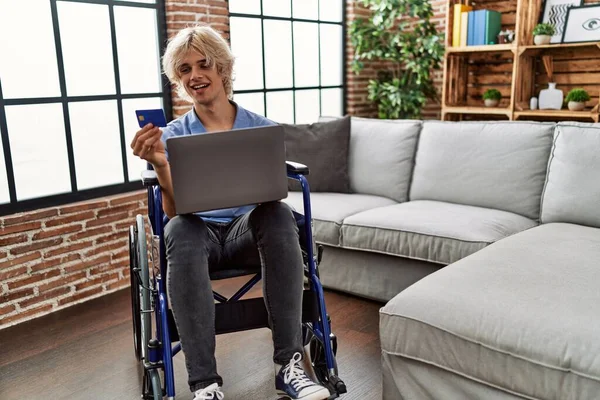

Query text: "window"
[0, 0, 170, 215]
[228, 0, 345, 124]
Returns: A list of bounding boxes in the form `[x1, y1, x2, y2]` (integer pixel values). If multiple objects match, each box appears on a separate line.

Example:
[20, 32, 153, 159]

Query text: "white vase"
[530, 97, 538, 110]
[484, 99, 499, 107]
[539, 83, 563, 110]
[534, 35, 551, 45]
[568, 101, 585, 111]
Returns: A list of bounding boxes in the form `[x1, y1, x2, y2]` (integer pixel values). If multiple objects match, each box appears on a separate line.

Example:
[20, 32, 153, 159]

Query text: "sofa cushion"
[541, 122, 600, 228]
[283, 115, 351, 193]
[320, 116, 421, 202]
[380, 223, 600, 400]
[409, 121, 554, 220]
[341, 200, 537, 264]
[283, 192, 397, 246]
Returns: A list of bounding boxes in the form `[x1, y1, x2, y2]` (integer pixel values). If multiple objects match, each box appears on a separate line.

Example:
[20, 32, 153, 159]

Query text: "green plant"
[533, 23, 555, 36]
[349, 0, 444, 119]
[565, 88, 591, 103]
[483, 89, 502, 101]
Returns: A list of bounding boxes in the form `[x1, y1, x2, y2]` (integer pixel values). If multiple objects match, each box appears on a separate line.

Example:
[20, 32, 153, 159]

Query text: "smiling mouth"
[191, 83, 209, 90]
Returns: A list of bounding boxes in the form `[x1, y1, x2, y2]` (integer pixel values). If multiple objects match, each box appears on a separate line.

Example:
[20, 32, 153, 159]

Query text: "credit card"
[135, 109, 167, 128]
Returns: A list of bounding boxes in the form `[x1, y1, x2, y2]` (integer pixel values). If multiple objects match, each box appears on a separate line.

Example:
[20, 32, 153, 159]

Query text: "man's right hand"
[131, 124, 167, 168]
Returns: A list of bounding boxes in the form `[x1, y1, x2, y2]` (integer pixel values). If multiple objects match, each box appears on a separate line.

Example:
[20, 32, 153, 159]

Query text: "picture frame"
[562, 4, 600, 43]
[540, 0, 583, 43]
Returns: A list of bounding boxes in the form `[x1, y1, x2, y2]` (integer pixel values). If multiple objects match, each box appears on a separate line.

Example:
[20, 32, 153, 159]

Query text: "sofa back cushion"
[320, 116, 421, 202]
[541, 122, 600, 227]
[409, 121, 555, 219]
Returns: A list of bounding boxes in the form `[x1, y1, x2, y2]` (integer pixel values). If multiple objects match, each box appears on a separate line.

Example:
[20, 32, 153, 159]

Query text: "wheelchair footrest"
[168, 290, 320, 341]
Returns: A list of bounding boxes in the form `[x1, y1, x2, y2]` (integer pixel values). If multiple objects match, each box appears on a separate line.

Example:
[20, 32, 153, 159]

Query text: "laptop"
[166, 125, 288, 215]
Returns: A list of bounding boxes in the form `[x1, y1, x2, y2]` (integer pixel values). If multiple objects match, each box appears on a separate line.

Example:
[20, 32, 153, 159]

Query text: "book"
[453, 4, 473, 47]
[473, 10, 487, 46]
[484, 10, 502, 45]
[467, 11, 475, 46]
[460, 12, 469, 47]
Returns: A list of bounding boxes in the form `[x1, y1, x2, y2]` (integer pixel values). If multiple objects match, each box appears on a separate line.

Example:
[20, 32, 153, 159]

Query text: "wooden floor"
[0, 277, 384, 400]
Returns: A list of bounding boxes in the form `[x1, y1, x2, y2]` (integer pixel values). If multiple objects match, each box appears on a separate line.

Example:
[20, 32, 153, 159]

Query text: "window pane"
[264, 21, 293, 89]
[122, 97, 163, 182]
[69, 100, 123, 190]
[5, 104, 71, 200]
[293, 22, 319, 87]
[0, 0, 60, 99]
[295, 90, 319, 124]
[292, 0, 318, 20]
[320, 0, 343, 22]
[230, 17, 264, 91]
[114, 6, 161, 94]
[267, 91, 294, 124]
[228, 0, 260, 14]
[263, 0, 291, 17]
[57, 2, 116, 96]
[321, 88, 343, 117]
[320, 24, 343, 86]
[0, 128, 9, 204]
[234, 93, 265, 117]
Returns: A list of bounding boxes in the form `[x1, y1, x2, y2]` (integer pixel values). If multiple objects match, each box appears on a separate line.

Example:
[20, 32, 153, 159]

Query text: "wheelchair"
[128, 161, 347, 399]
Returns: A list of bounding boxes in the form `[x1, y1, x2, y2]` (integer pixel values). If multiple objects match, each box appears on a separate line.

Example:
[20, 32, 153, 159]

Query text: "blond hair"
[162, 24, 234, 101]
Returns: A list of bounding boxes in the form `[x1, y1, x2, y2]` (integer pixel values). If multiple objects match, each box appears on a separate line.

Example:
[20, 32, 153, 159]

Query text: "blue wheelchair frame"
[131, 164, 345, 399]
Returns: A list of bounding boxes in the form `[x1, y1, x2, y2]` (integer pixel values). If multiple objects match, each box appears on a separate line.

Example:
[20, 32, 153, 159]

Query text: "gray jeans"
[164, 201, 304, 392]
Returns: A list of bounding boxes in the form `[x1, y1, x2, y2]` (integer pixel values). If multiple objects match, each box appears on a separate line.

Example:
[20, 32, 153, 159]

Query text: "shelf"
[443, 106, 512, 116]
[446, 44, 516, 54]
[520, 42, 600, 51]
[514, 109, 599, 122]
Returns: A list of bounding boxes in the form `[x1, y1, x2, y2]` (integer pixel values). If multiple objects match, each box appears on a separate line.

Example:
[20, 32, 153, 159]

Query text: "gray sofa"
[283, 118, 600, 399]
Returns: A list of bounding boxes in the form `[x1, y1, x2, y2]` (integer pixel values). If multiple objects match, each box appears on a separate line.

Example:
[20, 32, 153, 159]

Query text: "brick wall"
[0, 191, 147, 329]
[345, 0, 446, 119]
[166, 0, 230, 118]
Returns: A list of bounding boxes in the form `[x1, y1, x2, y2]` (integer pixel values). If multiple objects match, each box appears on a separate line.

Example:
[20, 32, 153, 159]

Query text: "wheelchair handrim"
[136, 215, 152, 363]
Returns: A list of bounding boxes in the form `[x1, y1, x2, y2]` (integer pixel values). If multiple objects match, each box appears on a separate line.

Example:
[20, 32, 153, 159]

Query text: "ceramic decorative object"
[539, 83, 563, 110]
[484, 99, 499, 107]
[534, 35, 552, 45]
[530, 97, 538, 110]
[497, 30, 516, 44]
[568, 101, 585, 111]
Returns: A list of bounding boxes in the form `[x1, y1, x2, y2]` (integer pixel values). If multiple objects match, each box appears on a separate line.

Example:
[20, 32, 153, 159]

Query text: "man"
[130, 24, 330, 400]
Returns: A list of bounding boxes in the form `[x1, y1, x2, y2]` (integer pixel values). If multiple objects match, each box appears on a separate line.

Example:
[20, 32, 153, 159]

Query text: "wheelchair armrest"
[286, 161, 309, 175]
[141, 170, 159, 187]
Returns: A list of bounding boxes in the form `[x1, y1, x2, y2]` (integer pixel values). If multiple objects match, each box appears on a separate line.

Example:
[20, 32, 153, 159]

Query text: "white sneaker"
[275, 352, 330, 400]
[193, 383, 224, 400]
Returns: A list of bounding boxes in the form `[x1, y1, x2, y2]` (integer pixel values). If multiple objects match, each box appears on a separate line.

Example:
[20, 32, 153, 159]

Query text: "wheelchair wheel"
[129, 226, 142, 361]
[143, 369, 162, 400]
[136, 215, 152, 362]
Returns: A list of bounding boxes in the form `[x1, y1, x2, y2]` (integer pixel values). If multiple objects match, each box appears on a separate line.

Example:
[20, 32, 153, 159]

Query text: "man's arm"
[131, 124, 177, 219]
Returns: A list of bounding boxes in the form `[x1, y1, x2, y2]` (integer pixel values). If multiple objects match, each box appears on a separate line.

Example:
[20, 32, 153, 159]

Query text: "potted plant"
[565, 88, 591, 111]
[483, 89, 502, 107]
[349, 0, 444, 119]
[533, 23, 555, 45]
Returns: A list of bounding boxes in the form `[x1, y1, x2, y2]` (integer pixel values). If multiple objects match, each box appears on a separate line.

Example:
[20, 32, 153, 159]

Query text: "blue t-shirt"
[161, 102, 276, 223]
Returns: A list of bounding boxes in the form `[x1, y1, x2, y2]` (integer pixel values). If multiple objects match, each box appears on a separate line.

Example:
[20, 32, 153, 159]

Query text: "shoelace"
[283, 352, 315, 392]
[194, 383, 224, 400]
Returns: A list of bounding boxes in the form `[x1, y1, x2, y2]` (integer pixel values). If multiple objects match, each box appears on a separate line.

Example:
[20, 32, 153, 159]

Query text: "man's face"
[178, 50, 225, 105]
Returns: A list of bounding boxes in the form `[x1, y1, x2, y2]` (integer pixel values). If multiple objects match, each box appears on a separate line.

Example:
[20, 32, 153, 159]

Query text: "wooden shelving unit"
[441, 0, 600, 122]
